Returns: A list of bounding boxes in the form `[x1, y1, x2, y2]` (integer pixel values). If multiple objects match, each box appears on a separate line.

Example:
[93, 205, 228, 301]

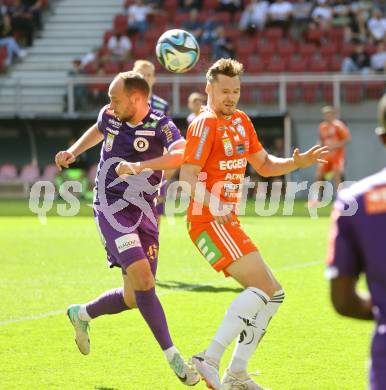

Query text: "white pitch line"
[0, 260, 322, 327]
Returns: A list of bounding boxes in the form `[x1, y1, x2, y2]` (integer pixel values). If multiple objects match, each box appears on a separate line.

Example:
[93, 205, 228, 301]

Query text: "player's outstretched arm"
[248, 145, 328, 177]
[115, 140, 186, 176]
[330, 277, 373, 320]
[55, 123, 103, 171]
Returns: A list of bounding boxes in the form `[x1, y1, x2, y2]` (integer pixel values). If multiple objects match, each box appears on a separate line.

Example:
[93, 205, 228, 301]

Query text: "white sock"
[229, 289, 285, 373]
[78, 305, 92, 322]
[164, 345, 179, 362]
[206, 287, 269, 364]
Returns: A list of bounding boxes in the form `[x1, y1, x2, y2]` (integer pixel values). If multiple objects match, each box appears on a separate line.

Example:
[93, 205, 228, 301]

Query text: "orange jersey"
[184, 107, 264, 222]
[318, 119, 350, 161]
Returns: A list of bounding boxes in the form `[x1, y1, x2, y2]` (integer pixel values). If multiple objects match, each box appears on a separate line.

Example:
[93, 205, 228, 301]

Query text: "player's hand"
[115, 161, 142, 176]
[212, 203, 233, 225]
[293, 145, 329, 168]
[55, 150, 76, 171]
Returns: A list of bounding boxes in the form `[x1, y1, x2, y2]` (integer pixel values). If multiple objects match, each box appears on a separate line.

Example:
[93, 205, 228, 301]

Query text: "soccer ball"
[156, 29, 200, 73]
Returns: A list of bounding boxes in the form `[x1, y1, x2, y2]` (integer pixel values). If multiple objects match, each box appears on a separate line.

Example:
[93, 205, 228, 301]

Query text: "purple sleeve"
[325, 198, 363, 279]
[157, 118, 184, 151]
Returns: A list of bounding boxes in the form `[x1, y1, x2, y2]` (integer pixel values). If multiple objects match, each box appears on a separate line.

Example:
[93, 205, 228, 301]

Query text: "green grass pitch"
[0, 207, 373, 389]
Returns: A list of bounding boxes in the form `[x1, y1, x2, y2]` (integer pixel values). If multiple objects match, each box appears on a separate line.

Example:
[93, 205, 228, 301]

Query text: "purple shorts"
[93, 203, 158, 276]
[370, 324, 386, 390]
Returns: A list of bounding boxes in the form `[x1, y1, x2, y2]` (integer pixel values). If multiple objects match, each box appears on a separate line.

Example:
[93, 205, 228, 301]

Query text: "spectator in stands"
[179, 0, 202, 12]
[345, 5, 367, 43]
[201, 17, 218, 45]
[182, 9, 203, 41]
[187, 92, 205, 124]
[267, 0, 293, 34]
[367, 9, 386, 43]
[291, 0, 313, 39]
[370, 41, 386, 73]
[7, 0, 35, 47]
[126, 0, 152, 37]
[311, 0, 333, 30]
[68, 58, 88, 110]
[218, 0, 243, 15]
[331, 0, 351, 27]
[81, 48, 99, 69]
[0, 9, 27, 66]
[212, 25, 235, 60]
[107, 31, 132, 63]
[239, 0, 269, 34]
[22, 0, 43, 31]
[341, 40, 370, 74]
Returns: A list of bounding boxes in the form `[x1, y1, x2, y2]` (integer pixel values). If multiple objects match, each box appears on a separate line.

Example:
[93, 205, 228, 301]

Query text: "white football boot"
[67, 304, 90, 355]
[191, 352, 221, 390]
[221, 370, 267, 390]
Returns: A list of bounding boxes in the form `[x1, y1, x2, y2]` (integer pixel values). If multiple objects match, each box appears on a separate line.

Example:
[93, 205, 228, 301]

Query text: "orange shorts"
[188, 219, 257, 276]
[318, 157, 344, 175]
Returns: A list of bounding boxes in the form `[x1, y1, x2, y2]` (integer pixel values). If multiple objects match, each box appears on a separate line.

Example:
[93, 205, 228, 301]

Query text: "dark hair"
[206, 58, 244, 83]
[117, 71, 150, 96]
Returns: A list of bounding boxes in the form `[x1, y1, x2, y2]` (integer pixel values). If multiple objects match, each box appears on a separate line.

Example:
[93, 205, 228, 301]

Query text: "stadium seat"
[286, 82, 299, 103]
[226, 28, 242, 42]
[277, 40, 296, 59]
[245, 60, 264, 74]
[103, 61, 121, 75]
[174, 12, 190, 26]
[366, 82, 385, 99]
[288, 57, 307, 73]
[301, 83, 320, 103]
[328, 27, 344, 43]
[19, 164, 39, 183]
[328, 56, 342, 72]
[212, 12, 231, 24]
[103, 30, 115, 45]
[267, 58, 286, 73]
[239, 84, 255, 104]
[298, 43, 317, 60]
[264, 28, 283, 43]
[305, 27, 324, 45]
[113, 14, 128, 34]
[0, 164, 17, 180]
[322, 84, 333, 103]
[308, 58, 328, 72]
[341, 43, 355, 58]
[132, 45, 152, 59]
[342, 83, 362, 103]
[203, 0, 217, 10]
[320, 42, 338, 57]
[236, 45, 254, 58]
[259, 83, 277, 104]
[256, 41, 275, 58]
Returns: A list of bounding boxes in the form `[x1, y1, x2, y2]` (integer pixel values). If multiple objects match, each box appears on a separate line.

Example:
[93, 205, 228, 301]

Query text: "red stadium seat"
[260, 83, 277, 104]
[298, 43, 317, 60]
[322, 84, 333, 103]
[240, 84, 255, 104]
[0, 46, 8, 61]
[237, 45, 254, 58]
[320, 42, 338, 57]
[288, 57, 307, 73]
[83, 63, 97, 74]
[203, 0, 217, 10]
[103, 61, 121, 75]
[113, 14, 128, 34]
[121, 61, 134, 71]
[245, 60, 265, 73]
[342, 83, 362, 103]
[226, 28, 242, 42]
[277, 40, 296, 59]
[341, 43, 355, 58]
[328, 56, 342, 72]
[264, 28, 283, 43]
[174, 12, 190, 26]
[308, 58, 328, 72]
[286, 82, 299, 103]
[366, 82, 385, 99]
[301, 83, 320, 103]
[328, 27, 344, 43]
[212, 12, 231, 24]
[132, 45, 152, 59]
[256, 41, 275, 58]
[266, 58, 286, 73]
[103, 30, 115, 45]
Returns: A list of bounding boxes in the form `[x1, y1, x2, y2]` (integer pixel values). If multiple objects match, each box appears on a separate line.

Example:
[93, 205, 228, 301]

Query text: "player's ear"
[205, 83, 211, 95]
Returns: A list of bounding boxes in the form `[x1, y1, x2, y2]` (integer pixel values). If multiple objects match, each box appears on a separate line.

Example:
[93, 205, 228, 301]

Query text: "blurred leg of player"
[189, 222, 283, 390]
[308, 163, 329, 207]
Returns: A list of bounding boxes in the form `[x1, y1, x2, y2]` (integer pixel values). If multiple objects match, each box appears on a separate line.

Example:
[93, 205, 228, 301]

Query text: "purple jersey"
[326, 168, 386, 323]
[150, 94, 169, 115]
[95, 105, 182, 205]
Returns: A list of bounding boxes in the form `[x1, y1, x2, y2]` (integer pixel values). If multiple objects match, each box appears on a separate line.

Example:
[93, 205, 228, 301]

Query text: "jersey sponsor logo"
[236, 125, 246, 138]
[161, 123, 174, 144]
[232, 117, 242, 125]
[236, 144, 245, 154]
[106, 127, 119, 135]
[108, 118, 122, 128]
[219, 157, 247, 171]
[225, 172, 245, 180]
[135, 130, 156, 136]
[143, 120, 158, 129]
[224, 183, 241, 191]
[133, 137, 150, 152]
[194, 126, 209, 160]
[105, 133, 115, 152]
[115, 233, 141, 253]
[149, 112, 163, 121]
[364, 185, 386, 214]
[195, 231, 222, 265]
[229, 126, 237, 133]
[222, 138, 234, 156]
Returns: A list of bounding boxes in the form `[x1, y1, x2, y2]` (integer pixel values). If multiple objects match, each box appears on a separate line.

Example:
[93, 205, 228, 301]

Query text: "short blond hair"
[206, 58, 244, 83]
[133, 59, 155, 72]
[321, 105, 335, 114]
[114, 71, 149, 96]
[188, 92, 205, 104]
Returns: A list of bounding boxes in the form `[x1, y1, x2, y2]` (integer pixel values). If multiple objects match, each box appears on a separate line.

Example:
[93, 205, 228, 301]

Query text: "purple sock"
[86, 288, 130, 319]
[135, 287, 173, 350]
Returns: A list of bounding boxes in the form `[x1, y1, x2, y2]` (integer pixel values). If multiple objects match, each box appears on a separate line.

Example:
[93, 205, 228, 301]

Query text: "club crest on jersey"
[105, 133, 115, 152]
[232, 117, 242, 125]
[133, 137, 149, 152]
[236, 125, 246, 138]
[222, 138, 234, 156]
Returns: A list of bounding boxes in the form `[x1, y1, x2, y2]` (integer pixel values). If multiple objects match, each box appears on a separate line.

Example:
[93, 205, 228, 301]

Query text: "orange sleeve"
[337, 121, 350, 141]
[246, 116, 264, 155]
[184, 116, 216, 168]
